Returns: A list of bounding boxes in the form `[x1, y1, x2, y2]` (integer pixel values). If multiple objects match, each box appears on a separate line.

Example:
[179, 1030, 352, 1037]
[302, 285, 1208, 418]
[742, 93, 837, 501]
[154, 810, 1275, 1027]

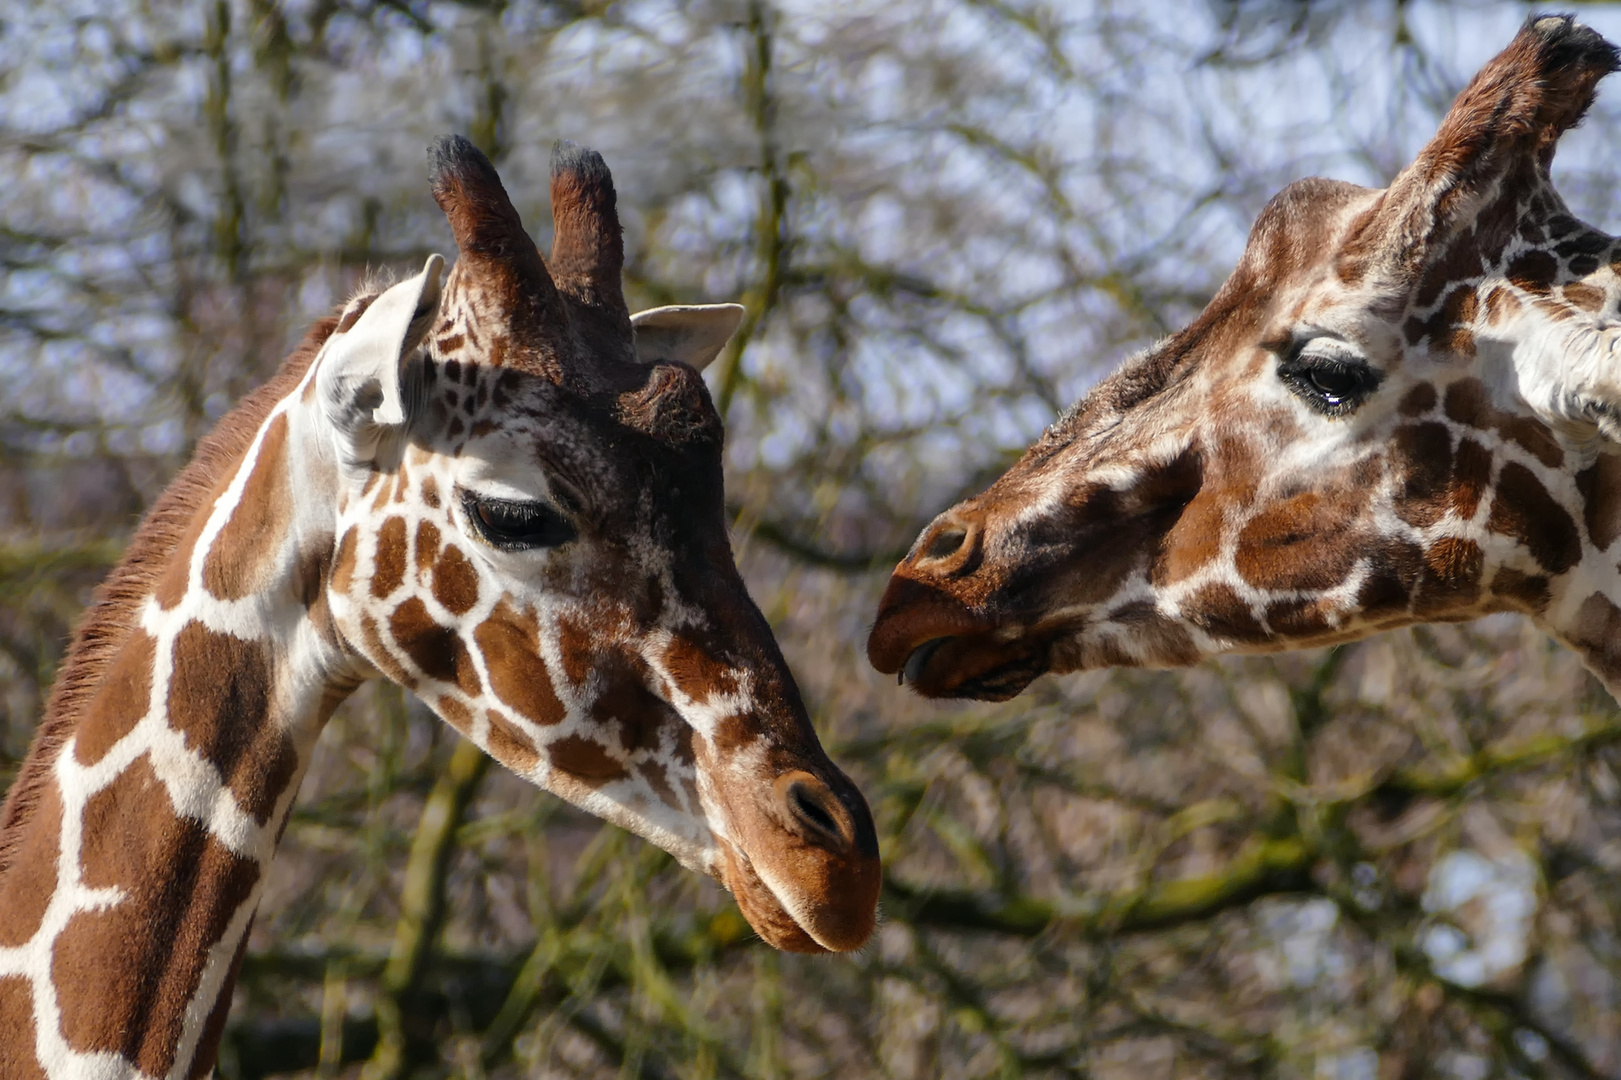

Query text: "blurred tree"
[7, 0, 1621, 1076]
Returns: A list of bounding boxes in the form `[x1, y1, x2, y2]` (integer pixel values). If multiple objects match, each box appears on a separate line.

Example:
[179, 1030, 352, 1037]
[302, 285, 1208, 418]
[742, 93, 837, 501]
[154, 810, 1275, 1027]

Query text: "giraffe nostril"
[777, 772, 850, 852]
[923, 527, 968, 561]
[790, 785, 839, 835]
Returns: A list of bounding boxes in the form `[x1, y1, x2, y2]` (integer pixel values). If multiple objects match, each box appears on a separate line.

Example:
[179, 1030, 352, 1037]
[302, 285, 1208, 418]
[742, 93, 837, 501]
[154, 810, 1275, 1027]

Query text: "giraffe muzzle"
[715, 763, 881, 953]
[868, 571, 1051, 699]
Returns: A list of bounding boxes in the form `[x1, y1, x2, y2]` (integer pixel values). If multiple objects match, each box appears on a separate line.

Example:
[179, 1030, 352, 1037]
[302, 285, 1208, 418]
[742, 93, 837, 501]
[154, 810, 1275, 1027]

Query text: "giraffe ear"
[630, 304, 745, 372]
[318, 254, 445, 460]
[1342, 17, 1618, 283]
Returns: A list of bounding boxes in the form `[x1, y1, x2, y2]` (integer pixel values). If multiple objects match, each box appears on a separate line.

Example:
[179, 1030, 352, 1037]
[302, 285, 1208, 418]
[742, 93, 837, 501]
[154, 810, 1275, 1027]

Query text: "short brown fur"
[0, 315, 338, 874]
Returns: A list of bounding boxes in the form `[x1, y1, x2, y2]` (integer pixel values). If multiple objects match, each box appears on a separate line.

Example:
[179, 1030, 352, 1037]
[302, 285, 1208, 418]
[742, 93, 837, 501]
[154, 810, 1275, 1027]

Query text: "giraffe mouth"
[711, 771, 882, 953]
[718, 843, 828, 953]
[716, 837, 882, 953]
[898, 634, 1049, 701]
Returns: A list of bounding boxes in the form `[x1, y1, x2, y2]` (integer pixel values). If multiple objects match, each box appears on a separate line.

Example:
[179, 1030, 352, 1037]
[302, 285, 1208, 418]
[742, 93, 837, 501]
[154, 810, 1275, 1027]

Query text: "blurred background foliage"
[6, 0, 1621, 1076]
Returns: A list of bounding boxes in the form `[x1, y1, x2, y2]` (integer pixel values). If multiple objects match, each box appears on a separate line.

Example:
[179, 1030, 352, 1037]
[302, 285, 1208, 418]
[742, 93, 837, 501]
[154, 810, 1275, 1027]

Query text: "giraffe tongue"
[900, 637, 950, 687]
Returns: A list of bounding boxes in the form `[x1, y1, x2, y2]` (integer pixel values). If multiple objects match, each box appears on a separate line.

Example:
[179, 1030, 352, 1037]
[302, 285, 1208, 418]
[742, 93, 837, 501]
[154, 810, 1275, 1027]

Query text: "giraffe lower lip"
[902, 634, 1052, 701]
[955, 658, 1044, 701]
[901, 637, 951, 686]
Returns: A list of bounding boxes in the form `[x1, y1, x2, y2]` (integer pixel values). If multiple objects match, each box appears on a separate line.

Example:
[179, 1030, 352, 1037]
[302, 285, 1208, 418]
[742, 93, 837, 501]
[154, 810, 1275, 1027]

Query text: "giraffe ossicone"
[0, 134, 879, 1080]
[869, 15, 1621, 704]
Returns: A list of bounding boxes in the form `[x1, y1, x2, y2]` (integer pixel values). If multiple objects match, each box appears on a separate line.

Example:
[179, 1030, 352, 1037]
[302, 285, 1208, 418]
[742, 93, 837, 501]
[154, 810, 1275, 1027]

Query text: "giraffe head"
[315, 137, 878, 951]
[869, 17, 1621, 701]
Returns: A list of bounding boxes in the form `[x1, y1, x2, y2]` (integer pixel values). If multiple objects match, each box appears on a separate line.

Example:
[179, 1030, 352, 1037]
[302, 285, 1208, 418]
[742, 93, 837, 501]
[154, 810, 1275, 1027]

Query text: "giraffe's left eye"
[463, 492, 577, 551]
[1277, 343, 1382, 418]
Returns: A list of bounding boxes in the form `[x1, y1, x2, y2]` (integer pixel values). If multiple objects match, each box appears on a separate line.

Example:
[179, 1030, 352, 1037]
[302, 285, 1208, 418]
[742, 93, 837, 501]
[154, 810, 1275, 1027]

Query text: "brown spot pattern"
[472, 602, 565, 726]
[1451, 438, 1494, 520]
[168, 622, 298, 824]
[1263, 597, 1337, 638]
[432, 543, 480, 616]
[204, 414, 291, 600]
[187, 933, 251, 1080]
[154, 507, 213, 610]
[1482, 284, 1522, 325]
[712, 713, 761, 757]
[1237, 491, 1366, 591]
[331, 526, 358, 594]
[1568, 591, 1621, 681]
[1157, 490, 1227, 584]
[75, 630, 156, 766]
[415, 520, 441, 578]
[438, 695, 473, 734]
[1356, 539, 1422, 619]
[555, 617, 594, 688]
[1399, 382, 1437, 416]
[55, 756, 260, 1076]
[0, 782, 62, 948]
[1563, 281, 1606, 310]
[361, 613, 415, 688]
[661, 636, 740, 702]
[0, 978, 46, 1080]
[1445, 378, 1562, 467]
[1393, 423, 1454, 528]
[1182, 582, 1264, 639]
[369, 473, 394, 512]
[589, 652, 666, 754]
[547, 734, 627, 785]
[1507, 249, 1558, 292]
[372, 516, 407, 597]
[639, 759, 682, 809]
[389, 597, 481, 695]
[334, 294, 376, 332]
[487, 713, 541, 772]
[1499, 416, 1563, 468]
[1415, 238, 1485, 307]
[1404, 284, 1479, 354]
[1443, 379, 1493, 427]
[1488, 462, 1581, 574]
[1578, 454, 1621, 550]
[1413, 538, 1485, 617]
[1491, 567, 1552, 614]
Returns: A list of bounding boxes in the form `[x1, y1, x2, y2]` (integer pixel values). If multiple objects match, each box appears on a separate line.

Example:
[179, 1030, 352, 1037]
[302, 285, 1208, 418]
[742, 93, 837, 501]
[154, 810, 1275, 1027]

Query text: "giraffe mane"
[349, 267, 399, 303]
[0, 309, 349, 873]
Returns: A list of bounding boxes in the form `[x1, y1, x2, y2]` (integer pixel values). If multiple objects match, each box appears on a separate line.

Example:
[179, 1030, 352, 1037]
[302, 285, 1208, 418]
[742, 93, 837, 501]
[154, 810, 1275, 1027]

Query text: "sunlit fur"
[0, 138, 878, 1080]
[870, 17, 1621, 706]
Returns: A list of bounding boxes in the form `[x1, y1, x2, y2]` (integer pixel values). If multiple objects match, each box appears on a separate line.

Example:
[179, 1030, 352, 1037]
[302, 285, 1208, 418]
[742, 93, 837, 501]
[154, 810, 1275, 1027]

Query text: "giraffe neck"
[1418, 179, 1621, 699]
[0, 345, 359, 1080]
[1518, 442, 1621, 695]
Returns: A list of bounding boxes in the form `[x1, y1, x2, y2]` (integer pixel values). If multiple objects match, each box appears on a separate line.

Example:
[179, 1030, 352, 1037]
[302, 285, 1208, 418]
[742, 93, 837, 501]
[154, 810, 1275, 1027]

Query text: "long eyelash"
[492, 501, 544, 521]
[460, 489, 575, 550]
[1276, 353, 1381, 417]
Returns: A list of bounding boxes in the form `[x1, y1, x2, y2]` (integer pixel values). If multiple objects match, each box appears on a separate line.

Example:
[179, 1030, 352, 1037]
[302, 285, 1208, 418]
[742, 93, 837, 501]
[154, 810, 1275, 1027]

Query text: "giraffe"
[868, 16, 1621, 705]
[0, 135, 881, 1079]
